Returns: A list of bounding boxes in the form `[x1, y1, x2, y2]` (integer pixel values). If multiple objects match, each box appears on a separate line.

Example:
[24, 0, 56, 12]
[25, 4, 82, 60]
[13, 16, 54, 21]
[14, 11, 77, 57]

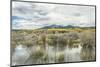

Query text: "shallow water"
[12, 45, 30, 65]
[64, 46, 82, 62]
[12, 44, 85, 65]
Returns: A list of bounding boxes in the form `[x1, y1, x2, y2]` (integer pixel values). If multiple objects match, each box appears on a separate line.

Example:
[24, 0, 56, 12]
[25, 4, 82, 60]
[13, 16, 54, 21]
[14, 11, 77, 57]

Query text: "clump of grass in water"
[22, 41, 33, 47]
[37, 33, 47, 50]
[57, 34, 68, 48]
[67, 32, 79, 48]
[47, 34, 58, 47]
[56, 52, 64, 63]
[43, 54, 49, 63]
[33, 50, 44, 59]
[68, 39, 80, 48]
[80, 48, 95, 61]
[29, 47, 45, 64]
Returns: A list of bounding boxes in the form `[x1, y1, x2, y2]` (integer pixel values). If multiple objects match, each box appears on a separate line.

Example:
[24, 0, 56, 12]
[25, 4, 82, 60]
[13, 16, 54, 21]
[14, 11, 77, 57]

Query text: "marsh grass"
[12, 28, 96, 65]
[55, 52, 64, 63]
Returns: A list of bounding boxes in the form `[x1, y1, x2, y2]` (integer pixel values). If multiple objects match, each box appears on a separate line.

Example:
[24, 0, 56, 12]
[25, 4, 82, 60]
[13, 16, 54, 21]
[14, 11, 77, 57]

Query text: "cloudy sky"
[12, 1, 95, 29]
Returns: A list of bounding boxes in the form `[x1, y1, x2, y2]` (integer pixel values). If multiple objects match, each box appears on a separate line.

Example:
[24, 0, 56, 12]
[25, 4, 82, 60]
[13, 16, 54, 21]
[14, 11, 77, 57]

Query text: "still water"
[12, 44, 86, 65]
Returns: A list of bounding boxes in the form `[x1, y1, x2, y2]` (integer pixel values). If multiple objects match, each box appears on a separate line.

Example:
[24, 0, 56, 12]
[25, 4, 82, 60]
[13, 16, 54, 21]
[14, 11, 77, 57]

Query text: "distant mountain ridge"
[12, 24, 95, 30]
[41, 25, 75, 29]
[40, 24, 95, 29]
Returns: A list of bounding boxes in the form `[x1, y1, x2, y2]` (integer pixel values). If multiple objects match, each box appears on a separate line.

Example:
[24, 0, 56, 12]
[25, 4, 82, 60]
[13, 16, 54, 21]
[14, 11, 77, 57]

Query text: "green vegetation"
[56, 52, 64, 62]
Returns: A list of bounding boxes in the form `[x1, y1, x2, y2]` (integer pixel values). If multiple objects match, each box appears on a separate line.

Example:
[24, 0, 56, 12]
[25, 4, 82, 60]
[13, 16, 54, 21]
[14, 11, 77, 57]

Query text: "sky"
[12, 1, 95, 29]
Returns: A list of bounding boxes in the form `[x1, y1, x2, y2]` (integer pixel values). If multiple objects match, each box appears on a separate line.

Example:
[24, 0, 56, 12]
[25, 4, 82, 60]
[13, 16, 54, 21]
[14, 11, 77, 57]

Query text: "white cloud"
[12, 1, 95, 29]
[12, 19, 44, 29]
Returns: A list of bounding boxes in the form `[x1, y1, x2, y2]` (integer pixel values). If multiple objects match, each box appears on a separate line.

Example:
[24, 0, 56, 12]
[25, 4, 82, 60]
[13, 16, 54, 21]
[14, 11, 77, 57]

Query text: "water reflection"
[64, 46, 82, 62]
[80, 47, 95, 61]
[12, 44, 89, 65]
[12, 45, 30, 65]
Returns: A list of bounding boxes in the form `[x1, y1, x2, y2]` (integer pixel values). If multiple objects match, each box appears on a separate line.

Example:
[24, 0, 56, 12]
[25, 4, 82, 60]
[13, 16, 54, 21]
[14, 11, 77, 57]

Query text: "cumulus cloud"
[12, 1, 95, 29]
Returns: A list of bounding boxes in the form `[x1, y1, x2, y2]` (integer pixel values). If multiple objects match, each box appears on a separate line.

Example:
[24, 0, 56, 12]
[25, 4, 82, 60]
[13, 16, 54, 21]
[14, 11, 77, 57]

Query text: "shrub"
[57, 34, 68, 47]
[37, 33, 46, 46]
[68, 32, 79, 40]
[47, 34, 58, 47]
[31, 48, 44, 60]
[80, 32, 95, 49]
